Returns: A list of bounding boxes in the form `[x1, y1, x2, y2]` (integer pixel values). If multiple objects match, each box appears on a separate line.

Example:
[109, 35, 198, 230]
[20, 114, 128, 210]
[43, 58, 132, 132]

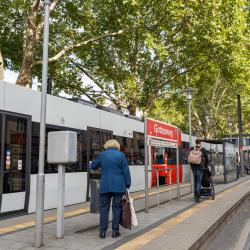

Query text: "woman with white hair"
[91, 139, 131, 239]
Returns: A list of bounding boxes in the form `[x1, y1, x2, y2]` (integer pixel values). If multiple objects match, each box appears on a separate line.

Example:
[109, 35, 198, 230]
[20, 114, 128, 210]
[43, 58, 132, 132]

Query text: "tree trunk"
[16, 23, 37, 88]
[0, 50, 4, 80]
[16, 53, 34, 88]
[128, 102, 137, 116]
[16, 1, 40, 88]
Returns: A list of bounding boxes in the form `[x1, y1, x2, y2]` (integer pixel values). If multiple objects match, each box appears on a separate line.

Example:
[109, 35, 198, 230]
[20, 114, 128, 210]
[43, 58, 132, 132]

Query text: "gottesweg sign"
[147, 118, 178, 141]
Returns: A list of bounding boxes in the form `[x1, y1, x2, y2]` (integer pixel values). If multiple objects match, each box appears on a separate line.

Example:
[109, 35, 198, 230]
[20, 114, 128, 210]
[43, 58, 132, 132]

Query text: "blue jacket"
[90, 148, 131, 194]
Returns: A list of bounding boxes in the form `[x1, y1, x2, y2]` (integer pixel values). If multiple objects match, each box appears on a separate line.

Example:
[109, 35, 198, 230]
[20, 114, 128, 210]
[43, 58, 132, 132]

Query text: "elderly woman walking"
[91, 139, 131, 239]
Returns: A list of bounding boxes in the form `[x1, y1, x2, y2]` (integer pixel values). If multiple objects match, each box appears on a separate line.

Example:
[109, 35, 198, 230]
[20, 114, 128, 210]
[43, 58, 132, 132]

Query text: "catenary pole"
[35, 0, 51, 247]
[144, 111, 149, 213]
[187, 92, 194, 193]
[237, 94, 244, 177]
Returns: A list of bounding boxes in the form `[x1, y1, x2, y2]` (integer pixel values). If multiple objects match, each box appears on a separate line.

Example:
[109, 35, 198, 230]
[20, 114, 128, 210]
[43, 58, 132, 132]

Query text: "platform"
[0, 176, 249, 250]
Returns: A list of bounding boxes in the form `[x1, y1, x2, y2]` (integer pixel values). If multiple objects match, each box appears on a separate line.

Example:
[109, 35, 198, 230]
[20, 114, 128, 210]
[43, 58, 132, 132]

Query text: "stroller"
[200, 166, 215, 200]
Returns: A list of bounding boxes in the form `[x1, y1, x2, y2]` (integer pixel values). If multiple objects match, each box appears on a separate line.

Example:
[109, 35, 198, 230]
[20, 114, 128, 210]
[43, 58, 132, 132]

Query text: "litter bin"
[90, 169, 101, 214]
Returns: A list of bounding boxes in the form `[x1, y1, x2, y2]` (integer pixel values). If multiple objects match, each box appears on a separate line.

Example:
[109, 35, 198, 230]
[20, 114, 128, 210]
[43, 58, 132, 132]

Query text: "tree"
[0, 0, 132, 87]
[1, 0, 249, 138]
[67, 0, 244, 115]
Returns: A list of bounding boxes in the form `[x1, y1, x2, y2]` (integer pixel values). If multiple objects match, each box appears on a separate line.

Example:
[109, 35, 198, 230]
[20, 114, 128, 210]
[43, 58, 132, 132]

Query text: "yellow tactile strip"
[0, 207, 90, 236]
[0, 184, 187, 236]
[114, 184, 244, 250]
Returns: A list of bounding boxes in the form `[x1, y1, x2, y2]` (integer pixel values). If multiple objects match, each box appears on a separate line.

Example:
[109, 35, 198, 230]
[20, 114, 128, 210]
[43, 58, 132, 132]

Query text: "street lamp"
[237, 95, 250, 177]
[184, 87, 197, 147]
[184, 87, 197, 192]
[228, 118, 234, 142]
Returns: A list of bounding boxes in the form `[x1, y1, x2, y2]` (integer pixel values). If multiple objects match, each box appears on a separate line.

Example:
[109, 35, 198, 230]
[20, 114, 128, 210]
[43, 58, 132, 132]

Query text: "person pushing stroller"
[188, 139, 209, 202]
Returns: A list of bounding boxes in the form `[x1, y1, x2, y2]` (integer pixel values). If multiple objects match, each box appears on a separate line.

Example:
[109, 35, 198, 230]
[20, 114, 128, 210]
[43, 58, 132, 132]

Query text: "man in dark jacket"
[190, 139, 208, 202]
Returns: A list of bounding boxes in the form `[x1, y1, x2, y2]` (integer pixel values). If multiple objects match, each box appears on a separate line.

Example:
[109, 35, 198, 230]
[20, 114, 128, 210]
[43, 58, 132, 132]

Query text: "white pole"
[57, 165, 65, 239]
[188, 99, 194, 193]
[144, 112, 149, 213]
[176, 137, 180, 200]
[35, 0, 51, 247]
[156, 170, 159, 207]
[169, 170, 172, 201]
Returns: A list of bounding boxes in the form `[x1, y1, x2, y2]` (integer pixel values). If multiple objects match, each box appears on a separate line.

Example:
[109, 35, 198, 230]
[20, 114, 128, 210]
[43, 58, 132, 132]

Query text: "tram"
[0, 81, 220, 216]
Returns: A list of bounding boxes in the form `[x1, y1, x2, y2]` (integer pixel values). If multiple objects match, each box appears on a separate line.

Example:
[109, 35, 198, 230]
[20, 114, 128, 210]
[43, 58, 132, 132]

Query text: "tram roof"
[68, 97, 143, 122]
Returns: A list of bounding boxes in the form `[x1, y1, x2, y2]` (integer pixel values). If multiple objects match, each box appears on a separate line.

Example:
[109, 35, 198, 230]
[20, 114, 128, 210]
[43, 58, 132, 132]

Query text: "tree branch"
[35, 0, 61, 41]
[69, 59, 118, 103]
[33, 29, 129, 65]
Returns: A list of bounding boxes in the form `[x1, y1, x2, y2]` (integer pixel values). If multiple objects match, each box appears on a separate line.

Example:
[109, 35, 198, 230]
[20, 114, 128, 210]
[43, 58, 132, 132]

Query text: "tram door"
[86, 127, 113, 200]
[0, 113, 31, 214]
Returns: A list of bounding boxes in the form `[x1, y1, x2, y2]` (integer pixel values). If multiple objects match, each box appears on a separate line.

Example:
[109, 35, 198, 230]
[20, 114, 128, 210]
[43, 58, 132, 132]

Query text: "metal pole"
[169, 169, 172, 201]
[35, 0, 51, 247]
[188, 99, 194, 192]
[156, 170, 159, 207]
[57, 165, 65, 239]
[176, 137, 180, 200]
[144, 112, 149, 213]
[237, 94, 244, 177]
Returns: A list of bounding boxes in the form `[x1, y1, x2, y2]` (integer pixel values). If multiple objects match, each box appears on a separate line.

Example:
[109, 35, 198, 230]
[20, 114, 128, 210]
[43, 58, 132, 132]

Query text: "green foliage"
[0, 0, 249, 137]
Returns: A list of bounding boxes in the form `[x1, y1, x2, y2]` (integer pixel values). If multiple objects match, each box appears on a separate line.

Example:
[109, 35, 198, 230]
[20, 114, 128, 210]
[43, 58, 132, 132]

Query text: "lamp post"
[144, 111, 149, 213]
[184, 87, 196, 192]
[237, 94, 244, 177]
[228, 118, 234, 142]
[35, 0, 51, 248]
[237, 96, 250, 177]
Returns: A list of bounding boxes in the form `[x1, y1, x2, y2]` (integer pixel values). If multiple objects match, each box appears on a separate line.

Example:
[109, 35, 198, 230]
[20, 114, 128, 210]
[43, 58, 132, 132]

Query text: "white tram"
[0, 81, 194, 216]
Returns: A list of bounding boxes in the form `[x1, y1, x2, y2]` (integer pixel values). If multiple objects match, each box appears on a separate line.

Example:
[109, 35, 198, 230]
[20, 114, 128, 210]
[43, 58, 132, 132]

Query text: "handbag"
[120, 191, 132, 230]
[128, 190, 138, 227]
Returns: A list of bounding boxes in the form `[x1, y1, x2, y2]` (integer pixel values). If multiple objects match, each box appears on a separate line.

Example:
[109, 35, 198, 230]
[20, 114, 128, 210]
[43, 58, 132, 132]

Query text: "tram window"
[31, 123, 86, 174]
[3, 116, 27, 193]
[113, 136, 134, 165]
[89, 129, 101, 161]
[246, 138, 250, 145]
[133, 132, 144, 165]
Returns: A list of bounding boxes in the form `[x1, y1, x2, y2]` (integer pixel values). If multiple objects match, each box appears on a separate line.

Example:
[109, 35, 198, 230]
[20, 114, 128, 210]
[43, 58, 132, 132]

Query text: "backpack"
[188, 148, 202, 165]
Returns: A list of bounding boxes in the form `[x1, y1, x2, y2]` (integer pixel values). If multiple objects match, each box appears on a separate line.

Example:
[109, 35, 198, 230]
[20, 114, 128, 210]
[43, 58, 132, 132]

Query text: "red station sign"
[147, 118, 178, 142]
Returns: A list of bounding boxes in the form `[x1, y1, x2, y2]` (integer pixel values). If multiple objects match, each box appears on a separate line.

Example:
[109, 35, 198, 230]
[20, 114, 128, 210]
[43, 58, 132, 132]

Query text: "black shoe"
[194, 193, 198, 202]
[112, 231, 121, 238]
[99, 231, 106, 239]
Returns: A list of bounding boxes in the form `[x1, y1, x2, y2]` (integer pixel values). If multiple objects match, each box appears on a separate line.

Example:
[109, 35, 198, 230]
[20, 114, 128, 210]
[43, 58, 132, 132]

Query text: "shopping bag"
[120, 191, 132, 230]
[127, 191, 138, 227]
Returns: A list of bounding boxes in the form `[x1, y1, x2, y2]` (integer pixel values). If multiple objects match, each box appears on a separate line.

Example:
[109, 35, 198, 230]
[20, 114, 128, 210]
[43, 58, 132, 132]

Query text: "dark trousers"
[99, 192, 124, 233]
[191, 166, 203, 197]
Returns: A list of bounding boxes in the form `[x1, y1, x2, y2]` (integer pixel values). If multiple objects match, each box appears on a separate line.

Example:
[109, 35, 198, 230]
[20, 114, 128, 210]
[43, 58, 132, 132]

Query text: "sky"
[4, 69, 18, 84]
[3, 69, 107, 102]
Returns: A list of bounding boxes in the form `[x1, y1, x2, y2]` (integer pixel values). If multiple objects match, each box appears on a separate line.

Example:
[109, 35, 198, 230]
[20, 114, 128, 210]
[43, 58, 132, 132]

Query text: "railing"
[148, 167, 176, 207]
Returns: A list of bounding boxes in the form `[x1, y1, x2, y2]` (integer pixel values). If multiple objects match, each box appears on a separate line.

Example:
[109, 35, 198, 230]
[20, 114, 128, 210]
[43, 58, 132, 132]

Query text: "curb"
[189, 190, 250, 250]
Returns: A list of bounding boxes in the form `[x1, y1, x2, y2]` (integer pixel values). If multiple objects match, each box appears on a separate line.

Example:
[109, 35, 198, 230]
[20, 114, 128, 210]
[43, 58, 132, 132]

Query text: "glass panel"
[89, 129, 112, 161]
[89, 129, 101, 161]
[102, 131, 112, 148]
[181, 142, 189, 164]
[132, 132, 144, 165]
[165, 148, 177, 165]
[3, 116, 27, 193]
[114, 136, 134, 165]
